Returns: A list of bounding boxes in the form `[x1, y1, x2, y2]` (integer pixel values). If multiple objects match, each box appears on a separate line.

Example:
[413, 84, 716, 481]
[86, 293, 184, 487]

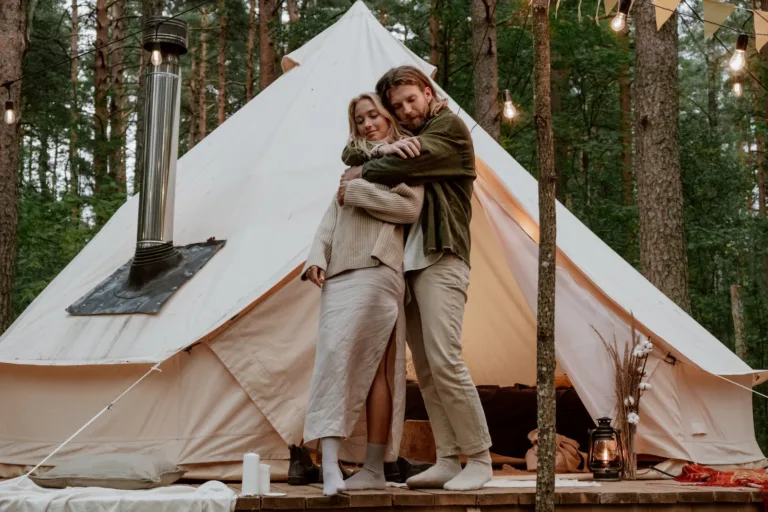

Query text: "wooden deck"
[231, 480, 764, 512]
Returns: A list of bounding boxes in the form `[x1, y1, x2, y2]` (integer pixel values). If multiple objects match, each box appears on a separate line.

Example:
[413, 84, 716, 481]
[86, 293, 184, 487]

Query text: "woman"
[302, 93, 423, 495]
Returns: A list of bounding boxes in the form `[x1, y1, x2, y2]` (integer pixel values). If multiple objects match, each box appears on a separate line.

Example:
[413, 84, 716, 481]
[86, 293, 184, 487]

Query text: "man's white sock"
[443, 450, 492, 491]
[405, 456, 461, 489]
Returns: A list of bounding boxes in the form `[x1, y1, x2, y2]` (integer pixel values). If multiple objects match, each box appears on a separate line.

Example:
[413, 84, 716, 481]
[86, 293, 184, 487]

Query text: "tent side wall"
[0, 344, 287, 480]
[474, 161, 765, 465]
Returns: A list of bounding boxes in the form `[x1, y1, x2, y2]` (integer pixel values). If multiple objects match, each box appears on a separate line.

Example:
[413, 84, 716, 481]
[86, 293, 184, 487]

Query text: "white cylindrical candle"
[259, 463, 271, 495]
[242, 453, 260, 496]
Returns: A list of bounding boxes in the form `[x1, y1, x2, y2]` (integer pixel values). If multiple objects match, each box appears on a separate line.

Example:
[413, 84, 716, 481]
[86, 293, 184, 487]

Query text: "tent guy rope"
[21, 360, 166, 480]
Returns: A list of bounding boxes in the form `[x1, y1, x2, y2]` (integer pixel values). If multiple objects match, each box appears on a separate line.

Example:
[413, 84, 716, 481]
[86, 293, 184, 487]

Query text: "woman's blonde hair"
[347, 92, 407, 156]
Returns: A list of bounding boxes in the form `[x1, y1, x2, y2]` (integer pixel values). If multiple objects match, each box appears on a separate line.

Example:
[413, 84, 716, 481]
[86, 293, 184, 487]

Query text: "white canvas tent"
[0, 0, 766, 480]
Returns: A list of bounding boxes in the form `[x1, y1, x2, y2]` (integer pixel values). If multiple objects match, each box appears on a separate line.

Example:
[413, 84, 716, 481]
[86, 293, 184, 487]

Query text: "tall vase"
[623, 424, 637, 480]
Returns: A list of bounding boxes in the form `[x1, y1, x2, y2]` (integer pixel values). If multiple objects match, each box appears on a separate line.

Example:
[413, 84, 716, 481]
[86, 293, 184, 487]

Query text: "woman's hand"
[305, 266, 326, 288]
[377, 137, 421, 159]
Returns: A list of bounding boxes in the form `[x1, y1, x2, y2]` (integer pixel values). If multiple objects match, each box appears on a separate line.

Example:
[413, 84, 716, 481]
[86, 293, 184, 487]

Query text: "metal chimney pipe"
[129, 16, 187, 287]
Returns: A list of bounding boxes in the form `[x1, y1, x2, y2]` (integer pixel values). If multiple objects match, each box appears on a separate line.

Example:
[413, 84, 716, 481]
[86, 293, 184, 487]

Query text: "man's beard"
[400, 108, 430, 131]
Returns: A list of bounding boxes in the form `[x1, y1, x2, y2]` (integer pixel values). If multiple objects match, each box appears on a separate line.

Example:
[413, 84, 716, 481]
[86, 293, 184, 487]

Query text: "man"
[338, 65, 492, 491]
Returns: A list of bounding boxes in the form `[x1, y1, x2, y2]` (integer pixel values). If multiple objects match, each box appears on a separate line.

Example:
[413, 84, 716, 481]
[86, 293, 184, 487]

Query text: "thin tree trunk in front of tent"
[287, 0, 300, 23]
[471, 0, 500, 141]
[198, 8, 209, 142]
[93, 0, 110, 196]
[109, 0, 127, 193]
[731, 285, 747, 361]
[429, 0, 441, 68]
[187, 44, 199, 150]
[531, 0, 556, 508]
[259, 0, 278, 90]
[69, 0, 79, 198]
[0, 0, 28, 332]
[634, 0, 691, 314]
[246, 0, 256, 101]
[217, 0, 227, 126]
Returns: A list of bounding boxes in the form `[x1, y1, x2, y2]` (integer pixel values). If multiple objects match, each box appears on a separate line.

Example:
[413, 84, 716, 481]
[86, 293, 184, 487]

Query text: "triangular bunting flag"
[756, 10, 768, 52]
[654, 0, 681, 30]
[604, 0, 619, 15]
[703, 0, 736, 39]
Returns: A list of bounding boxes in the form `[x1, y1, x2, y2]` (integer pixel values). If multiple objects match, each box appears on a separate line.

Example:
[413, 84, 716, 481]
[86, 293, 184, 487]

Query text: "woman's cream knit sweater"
[302, 179, 424, 280]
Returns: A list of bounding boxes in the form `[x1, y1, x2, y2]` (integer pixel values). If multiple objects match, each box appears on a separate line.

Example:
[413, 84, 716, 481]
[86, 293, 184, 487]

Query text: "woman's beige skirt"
[303, 264, 406, 463]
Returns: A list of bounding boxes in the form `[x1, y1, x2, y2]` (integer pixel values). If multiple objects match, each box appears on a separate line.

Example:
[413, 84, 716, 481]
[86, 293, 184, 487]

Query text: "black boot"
[384, 461, 402, 483]
[288, 444, 321, 486]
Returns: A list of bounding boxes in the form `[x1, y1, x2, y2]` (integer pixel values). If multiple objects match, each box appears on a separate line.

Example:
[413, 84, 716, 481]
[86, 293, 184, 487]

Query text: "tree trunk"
[634, 0, 691, 313]
[705, 40, 719, 134]
[217, 0, 227, 126]
[618, 34, 633, 208]
[187, 44, 199, 150]
[69, 0, 79, 197]
[259, 0, 278, 90]
[38, 132, 51, 198]
[93, 0, 110, 195]
[198, 8, 209, 142]
[246, 0, 256, 101]
[471, 0, 500, 141]
[287, 0, 300, 23]
[109, 0, 127, 193]
[429, 0, 441, 68]
[731, 285, 747, 361]
[551, 63, 569, 204]
[0, 0, 28, 332]
[532, 0, 556, 509]
[757, 134, 766, 216]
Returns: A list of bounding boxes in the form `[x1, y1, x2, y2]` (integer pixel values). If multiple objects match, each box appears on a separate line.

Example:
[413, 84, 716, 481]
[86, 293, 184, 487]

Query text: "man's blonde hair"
[375, 65, 449, 117]
[347, 92, 407, 155]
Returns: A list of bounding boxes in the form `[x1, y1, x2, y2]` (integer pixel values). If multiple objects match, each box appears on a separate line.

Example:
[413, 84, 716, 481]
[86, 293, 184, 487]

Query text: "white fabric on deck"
[0, 477, 236, 512]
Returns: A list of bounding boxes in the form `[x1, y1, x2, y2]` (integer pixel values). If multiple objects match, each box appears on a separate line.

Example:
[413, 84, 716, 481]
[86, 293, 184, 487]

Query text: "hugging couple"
[300, 65, 492, 495]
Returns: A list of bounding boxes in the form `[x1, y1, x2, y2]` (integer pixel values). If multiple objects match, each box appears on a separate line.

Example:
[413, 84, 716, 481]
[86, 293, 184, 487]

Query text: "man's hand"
[337, 179, 349, 206]
[338, 166, 361, 205]
[377, 137, 421, 159]
[305, 266, 326, 288]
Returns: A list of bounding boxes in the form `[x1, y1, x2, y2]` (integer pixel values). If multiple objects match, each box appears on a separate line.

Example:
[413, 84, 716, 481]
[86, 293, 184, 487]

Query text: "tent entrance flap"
[67, 240, 226, 315]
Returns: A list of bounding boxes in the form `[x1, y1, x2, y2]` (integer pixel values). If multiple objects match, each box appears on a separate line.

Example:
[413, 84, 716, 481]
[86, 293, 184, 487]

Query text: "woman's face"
[354, 99, 389, 142]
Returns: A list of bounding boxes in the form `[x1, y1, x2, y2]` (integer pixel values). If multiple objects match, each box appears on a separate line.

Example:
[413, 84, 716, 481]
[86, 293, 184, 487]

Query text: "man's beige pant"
[405, 255, 492, 458]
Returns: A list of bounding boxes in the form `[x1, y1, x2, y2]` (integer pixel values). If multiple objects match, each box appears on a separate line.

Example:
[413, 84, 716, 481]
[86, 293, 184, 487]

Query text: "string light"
[733, 80, 743, 97]
[503, 89, 517, 120]
[611, 0, 630, 32]
[3, 85, 15, 125]
[150, 45, 163, 66]
[729, 34, 748, 72]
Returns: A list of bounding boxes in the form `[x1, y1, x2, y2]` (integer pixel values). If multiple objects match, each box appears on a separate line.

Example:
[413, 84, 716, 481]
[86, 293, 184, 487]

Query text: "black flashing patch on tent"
[66, 240, 226, 315]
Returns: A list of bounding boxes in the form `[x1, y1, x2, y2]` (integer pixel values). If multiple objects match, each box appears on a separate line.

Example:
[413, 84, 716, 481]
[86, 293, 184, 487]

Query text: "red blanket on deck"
[675, 464, 768, 489]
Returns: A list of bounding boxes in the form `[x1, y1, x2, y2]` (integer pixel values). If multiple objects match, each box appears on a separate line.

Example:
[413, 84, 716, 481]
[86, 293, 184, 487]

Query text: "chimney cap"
[142, 16, 188, 55]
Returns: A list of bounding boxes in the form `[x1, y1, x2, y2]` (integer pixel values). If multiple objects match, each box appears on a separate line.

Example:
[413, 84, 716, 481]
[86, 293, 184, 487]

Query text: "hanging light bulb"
[4, 100, 16, 125]
[733, 78, 743, 97]
[150, 44, 163, 66]
[2, 85, 15, 125]
[503, 89, 517, 120]
[611, 0, 630, 33]
[729, 34, 748, 72]
[610, 12, 626, 32]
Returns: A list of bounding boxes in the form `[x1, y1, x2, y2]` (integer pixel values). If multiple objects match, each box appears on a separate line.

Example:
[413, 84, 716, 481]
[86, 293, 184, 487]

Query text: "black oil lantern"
[588, 417, 623, 480]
